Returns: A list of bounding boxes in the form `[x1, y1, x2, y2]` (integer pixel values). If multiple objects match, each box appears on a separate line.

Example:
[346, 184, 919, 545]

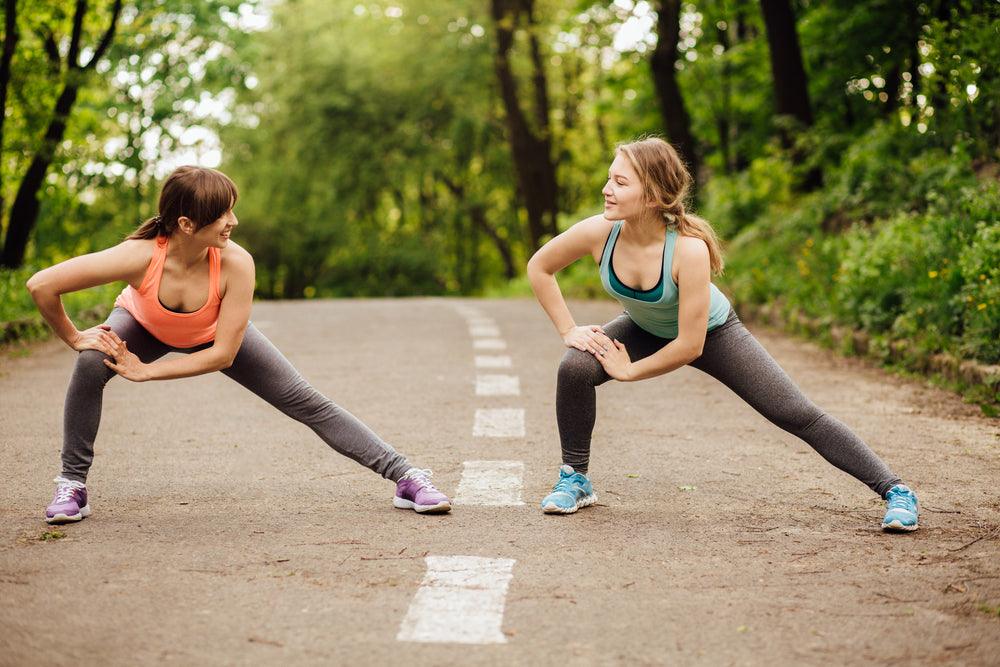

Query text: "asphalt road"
[1, 298, 998, 666]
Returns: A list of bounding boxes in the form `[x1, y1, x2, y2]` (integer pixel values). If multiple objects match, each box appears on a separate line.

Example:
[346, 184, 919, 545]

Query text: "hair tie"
[663, 211, 677, 223]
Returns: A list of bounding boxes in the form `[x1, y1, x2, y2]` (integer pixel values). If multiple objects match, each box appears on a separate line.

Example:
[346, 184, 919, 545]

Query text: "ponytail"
[127, 215, 167, 240]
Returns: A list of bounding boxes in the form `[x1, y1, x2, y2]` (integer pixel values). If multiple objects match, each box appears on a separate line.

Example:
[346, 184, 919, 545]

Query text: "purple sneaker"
[393, 468, 452, 514]
[45, 477, 91, 524]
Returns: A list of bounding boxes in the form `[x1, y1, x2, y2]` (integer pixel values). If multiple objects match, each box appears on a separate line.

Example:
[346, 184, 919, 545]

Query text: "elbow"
[219, 356, 236, 371]
[25, 272, 44, 298]
[685, 342, 704, 364]
[525, 254, 551, 282]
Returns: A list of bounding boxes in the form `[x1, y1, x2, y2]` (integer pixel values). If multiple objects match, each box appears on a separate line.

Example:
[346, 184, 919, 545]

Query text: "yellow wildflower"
[928, 270, 938, 278]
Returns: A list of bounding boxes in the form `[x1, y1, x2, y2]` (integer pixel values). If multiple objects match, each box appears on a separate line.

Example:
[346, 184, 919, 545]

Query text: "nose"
[602, 180, 613, 197]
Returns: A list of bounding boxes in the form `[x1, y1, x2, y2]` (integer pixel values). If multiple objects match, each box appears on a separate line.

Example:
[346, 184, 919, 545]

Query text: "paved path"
[1, 298, 998, 666]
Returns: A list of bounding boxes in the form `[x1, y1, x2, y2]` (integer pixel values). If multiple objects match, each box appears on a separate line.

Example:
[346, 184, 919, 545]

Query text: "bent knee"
[558, 349, 604, 385]
[75, 350, 115, 379]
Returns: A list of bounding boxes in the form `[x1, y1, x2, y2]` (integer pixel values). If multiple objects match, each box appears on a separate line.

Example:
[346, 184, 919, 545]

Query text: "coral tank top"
[115, 236, 222, 348]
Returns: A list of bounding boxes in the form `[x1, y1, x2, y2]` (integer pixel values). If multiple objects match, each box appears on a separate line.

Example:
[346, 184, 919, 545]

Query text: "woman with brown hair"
[526, 137, 918, 531]
[28, 166, 451, 524]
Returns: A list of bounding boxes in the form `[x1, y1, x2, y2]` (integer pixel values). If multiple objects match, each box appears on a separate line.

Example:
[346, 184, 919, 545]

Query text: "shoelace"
[405, 468, 440, 492]
[52, 477, 85, 503]
[886, 490, 914, 511]
[552, 476, 578, 495]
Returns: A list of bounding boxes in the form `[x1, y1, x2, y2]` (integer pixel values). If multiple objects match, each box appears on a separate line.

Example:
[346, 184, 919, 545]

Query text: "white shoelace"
[52, 476, 85, 503]
[403, 468, 439, 491]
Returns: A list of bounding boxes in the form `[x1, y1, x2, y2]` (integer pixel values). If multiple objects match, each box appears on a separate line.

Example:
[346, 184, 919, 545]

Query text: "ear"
[177, 216, 196, 235]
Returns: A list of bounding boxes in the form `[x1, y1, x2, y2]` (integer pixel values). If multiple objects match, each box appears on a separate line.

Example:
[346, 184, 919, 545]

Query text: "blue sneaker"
[882, 484, 919, 532]
[540, 465, 597, 514]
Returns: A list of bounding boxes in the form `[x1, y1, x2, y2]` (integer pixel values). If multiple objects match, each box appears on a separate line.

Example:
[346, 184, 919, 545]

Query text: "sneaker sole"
[393, 497, 452, 514]
[882, 519, 918, 532]
[45, 504, 91, 525]
[542, 493, 597, 515]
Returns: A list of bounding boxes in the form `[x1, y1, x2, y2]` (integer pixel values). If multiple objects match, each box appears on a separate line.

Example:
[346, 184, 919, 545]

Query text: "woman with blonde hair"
[28, 166, 451, 524]
[526, 137, 918, 531]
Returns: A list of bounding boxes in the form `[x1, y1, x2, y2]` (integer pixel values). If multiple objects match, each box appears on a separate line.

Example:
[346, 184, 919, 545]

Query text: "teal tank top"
[599, 220, 731, 339]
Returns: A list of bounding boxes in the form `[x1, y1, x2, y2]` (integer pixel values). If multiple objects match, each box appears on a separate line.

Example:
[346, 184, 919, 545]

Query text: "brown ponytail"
[616, 137, 725, 275]
[127, 166, 238, 241]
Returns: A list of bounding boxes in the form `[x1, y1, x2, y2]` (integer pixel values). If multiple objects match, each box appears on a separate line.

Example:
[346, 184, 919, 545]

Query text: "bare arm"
[105, 247, 256, 381]
[526, 214, 613, 354]
[599, 236, 711, 381]
[26, 240, 150, 353]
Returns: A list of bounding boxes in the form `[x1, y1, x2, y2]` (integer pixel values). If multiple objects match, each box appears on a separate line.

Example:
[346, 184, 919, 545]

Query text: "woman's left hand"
[595, 339, 634, 381]
[103, 340, 151, 382]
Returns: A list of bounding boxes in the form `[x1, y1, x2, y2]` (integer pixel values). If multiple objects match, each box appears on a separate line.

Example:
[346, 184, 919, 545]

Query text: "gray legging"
[60, 307, 411, 484]
[557, 309, 903, 498]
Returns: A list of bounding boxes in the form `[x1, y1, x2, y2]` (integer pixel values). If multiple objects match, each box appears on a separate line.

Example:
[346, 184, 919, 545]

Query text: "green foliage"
[721, 128, 1000, 366]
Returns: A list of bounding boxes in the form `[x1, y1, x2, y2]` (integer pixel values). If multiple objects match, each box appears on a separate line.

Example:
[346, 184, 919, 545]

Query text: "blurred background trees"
[1, 0, 998, 366]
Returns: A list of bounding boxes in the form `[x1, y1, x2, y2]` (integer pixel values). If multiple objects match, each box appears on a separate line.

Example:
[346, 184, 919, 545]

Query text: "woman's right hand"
[562, 325, 613, 355]
[70, 325, 122, 356]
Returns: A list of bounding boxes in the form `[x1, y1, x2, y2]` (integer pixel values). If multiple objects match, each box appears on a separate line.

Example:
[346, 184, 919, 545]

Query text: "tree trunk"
[0, 0, 18, 233]
[758, 0, 820, 188]
[650, 0, 700, 184]
[0, 0, 121, 268]
[489, 0, 558, 251]
[759, 0, 813, 129]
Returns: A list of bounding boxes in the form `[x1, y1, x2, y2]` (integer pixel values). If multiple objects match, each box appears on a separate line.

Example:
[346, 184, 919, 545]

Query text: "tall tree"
[1, 0, 122, 268]
[0, 0, 18, 232]
[758, 0, 812, 131]
[650, 0, 700, 184]
[489, 0, 558, 251]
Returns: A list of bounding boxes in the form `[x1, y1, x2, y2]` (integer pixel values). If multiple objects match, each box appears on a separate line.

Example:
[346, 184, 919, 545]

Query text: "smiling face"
[190, 205, 238, 248]
[602, 152, 649, 221]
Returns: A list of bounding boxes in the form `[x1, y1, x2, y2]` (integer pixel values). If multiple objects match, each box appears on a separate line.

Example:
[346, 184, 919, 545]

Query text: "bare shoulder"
[221, 241, 255, 273]
[675, 234, 710, 260]
[573, 213, 614, 239]
[105, 238, 156, 272]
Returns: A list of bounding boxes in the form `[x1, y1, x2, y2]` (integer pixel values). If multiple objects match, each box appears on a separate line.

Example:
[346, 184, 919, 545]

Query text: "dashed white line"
[473, 338, 507, 350]
[454, 461, 525, 506]
[473, 409, 525, 437]
[397, 555, 517, 644]
[475, 355, 512, 369]
[475, 374, 521, 396]
[469, 325, 501, 338]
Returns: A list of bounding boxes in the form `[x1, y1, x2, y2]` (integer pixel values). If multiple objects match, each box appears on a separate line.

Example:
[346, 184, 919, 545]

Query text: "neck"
[621, 211, 666, 243]
[167, 233, 210, 269]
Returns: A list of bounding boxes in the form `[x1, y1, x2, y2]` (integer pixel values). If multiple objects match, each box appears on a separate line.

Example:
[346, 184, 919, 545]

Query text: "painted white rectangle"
[397, 555, 516, 644]
[476, 374, 520, 396]
[469, 325, 501, 338]
[454, 461, 525, 506]
[473, 338, 507, 350]
[454, 306, 483, 318]
[475, 355, 512, 369]
[466, 317, 496, 328]
[473, 409, 524, 438]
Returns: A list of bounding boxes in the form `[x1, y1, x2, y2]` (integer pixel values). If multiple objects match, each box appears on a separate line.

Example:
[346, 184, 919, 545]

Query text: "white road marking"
[397, 555, 517, 644]
[473, 409, 525, 437]
[473, 338, 507, 350]
[454, 461, 525, 506]
[476, 374, 520, 396]
[469, 325, 501, 338]
[466, 317, 496, 328]
[475, 355, 512, 369]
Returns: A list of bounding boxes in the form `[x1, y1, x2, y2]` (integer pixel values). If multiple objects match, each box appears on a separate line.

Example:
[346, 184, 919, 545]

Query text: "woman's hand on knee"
[71, 324, 122, 357]
[562, 325, 613, 355]
[102, 340, 150, 382]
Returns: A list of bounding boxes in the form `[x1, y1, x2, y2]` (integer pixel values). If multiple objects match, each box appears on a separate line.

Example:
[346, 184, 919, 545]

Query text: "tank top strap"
[662, 228, 679, 278]
[599, 220, 624, 271]
[208, 246, 223, 302]
[137, 236, 169, 294]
